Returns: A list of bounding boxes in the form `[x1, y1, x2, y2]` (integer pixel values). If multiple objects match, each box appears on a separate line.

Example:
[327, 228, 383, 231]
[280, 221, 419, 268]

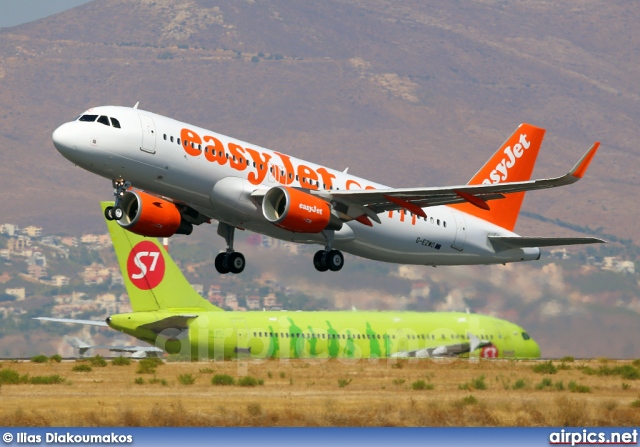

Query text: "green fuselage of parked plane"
[108, 309, 540, 360]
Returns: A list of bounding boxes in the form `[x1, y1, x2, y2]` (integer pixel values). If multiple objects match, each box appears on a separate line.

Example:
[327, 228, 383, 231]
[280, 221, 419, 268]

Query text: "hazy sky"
[0, 0, 93, 28]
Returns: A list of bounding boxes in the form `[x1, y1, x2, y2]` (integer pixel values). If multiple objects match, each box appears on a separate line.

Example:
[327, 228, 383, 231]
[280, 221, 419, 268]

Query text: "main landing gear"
[215, 222, 246, 274]
[104, 179, 130, 221]
[313, 230, 344, 272]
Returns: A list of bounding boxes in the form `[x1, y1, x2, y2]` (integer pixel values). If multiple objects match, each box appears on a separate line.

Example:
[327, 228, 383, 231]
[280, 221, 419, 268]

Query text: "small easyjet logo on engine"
[299, 203, 323, 215]
[126, 241, 165, 290]
[482, 134, 531, 185]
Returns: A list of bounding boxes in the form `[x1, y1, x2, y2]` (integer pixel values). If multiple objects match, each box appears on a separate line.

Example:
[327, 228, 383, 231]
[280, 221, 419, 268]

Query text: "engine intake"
[117, 190, 193, 237]
[262, 186, 342, 233]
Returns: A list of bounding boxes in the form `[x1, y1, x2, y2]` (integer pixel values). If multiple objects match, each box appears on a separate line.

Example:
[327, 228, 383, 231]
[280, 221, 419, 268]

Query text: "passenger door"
[139, 114, 157, 154]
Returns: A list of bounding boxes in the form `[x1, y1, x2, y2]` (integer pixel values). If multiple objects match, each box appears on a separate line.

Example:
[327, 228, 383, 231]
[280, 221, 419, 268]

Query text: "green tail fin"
[101, 202, 222, 312]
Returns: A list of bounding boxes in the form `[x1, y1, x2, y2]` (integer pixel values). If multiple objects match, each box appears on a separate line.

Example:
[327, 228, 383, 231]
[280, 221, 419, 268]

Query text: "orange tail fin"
[450, 123, 545, 231]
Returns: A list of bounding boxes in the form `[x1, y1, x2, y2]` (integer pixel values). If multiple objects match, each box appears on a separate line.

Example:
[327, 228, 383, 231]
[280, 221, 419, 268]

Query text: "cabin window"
[170, 136, 174, 143]
[443, 221, 447, 228]
[163, 134, 167, 140]
[177, 138, 181, 145]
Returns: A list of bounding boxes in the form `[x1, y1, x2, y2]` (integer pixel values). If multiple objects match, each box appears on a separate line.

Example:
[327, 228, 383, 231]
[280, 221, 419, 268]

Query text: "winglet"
[570, 142, 599, 179]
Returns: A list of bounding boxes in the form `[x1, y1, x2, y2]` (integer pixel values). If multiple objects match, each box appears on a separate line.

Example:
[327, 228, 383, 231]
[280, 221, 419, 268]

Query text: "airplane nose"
[52, 122, 76, 156]
[530, 339, 541, 358]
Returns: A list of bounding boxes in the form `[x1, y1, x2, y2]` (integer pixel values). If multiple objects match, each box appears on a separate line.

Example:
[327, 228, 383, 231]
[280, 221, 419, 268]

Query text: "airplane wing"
[35, 317, 109, 326]
[315, 142, 599, 224]
[391, 334, 492, 358]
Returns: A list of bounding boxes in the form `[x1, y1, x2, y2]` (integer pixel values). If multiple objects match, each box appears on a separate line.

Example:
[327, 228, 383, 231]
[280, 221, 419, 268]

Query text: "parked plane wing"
[391, 338, 493, 358]
[321, 142, 600, 218]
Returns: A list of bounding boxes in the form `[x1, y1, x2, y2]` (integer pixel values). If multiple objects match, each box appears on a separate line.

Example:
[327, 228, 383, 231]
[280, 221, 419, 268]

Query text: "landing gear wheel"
[113, 206, 124, 220]
[327, 249, 344, 272]
[313, 250, 329, 272]
[104, 206, 115, 221]
[214, 252, 230, 274]
[228, 252, 246, 274]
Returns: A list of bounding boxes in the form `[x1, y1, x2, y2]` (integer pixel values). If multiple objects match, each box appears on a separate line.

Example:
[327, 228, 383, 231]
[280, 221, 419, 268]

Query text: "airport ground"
[1, 357, 639, 426]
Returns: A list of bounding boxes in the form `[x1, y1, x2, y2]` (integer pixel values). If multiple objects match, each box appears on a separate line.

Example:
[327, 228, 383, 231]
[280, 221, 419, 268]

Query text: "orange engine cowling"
[117, 190, 193, 237]
[262, 186, 342, 233]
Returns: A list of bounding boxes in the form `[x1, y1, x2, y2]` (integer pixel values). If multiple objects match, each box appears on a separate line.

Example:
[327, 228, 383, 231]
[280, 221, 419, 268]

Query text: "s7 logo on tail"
[132, 251, 160, 279]
[127, 241, 165, 290]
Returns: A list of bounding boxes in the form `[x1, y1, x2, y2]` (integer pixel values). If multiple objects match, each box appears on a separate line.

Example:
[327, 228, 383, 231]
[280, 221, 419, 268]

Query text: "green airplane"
[38, 202, 541, 360]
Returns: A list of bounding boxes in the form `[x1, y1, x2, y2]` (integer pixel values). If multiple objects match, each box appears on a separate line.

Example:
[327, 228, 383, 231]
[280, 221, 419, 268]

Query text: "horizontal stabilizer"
[138, 315, 198, 334]
[489, 236, 605, 251]
[35, 317, 108, 327]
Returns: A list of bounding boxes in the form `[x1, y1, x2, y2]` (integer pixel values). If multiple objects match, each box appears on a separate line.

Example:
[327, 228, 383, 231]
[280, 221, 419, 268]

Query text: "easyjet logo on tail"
[126, 241, 165, 290]
[482, 133, 531, 184]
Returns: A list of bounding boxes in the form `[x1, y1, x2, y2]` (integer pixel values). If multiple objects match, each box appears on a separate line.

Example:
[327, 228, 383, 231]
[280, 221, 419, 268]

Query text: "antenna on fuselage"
[133, 102, 139, 109]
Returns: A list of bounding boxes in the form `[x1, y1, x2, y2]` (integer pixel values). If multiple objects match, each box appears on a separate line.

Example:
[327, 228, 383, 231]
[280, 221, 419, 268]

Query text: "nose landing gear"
[104, 179, 130, 221]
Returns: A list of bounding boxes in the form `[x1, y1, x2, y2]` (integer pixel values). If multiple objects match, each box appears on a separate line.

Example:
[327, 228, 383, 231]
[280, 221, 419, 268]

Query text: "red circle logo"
[480, 345, 499, 358]
[126, 241, 165, 290]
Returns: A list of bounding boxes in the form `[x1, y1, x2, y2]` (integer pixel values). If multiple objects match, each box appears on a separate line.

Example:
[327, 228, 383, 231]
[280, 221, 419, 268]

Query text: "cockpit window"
[110, 117, 121, 128]
[97, 115, 110, 126]
[79, 115, 98, 122]
[522, 332, 531, 340]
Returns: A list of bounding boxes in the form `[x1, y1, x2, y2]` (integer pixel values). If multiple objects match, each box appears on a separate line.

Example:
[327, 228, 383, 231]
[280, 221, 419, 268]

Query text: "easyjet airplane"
[52, 105, 603, 274]
[37, 202, 542, 360]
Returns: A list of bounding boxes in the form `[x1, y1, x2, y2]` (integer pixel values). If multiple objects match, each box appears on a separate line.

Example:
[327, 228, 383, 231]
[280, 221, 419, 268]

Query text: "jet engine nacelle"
[262, 186, 342, 233]
[117, 190, 193, 237]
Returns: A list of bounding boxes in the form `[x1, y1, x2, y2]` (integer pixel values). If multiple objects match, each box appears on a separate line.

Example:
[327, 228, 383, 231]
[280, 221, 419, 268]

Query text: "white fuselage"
[52, 106, 540, 266]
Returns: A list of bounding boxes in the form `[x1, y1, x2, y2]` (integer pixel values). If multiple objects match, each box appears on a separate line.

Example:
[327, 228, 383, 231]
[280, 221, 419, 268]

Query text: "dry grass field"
[1, 357, 640, 426]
